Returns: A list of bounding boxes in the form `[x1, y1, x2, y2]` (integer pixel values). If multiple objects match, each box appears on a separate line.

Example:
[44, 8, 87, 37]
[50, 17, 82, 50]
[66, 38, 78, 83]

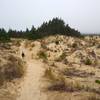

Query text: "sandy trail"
[17, 60, 46, 100]
[17, 41, 47, 100]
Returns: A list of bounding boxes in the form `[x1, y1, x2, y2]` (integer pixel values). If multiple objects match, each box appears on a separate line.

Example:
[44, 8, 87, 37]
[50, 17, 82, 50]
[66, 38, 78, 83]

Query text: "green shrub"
[38, 51, 47, 60]
[95, 80, 100, 84]
[85, 58, 92, 65]
[60, 52, 66, 60]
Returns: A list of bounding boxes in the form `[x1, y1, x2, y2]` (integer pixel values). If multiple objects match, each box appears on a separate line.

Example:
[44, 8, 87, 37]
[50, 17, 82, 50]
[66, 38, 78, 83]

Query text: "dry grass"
[44, 67, 84, 92]
[56, 52, 66, 62]
[0, 55, 25, 86]
[47, 78, 84, 92]
[62, 68, 95, 78]
[40, 35, 100, 98]
[87, 94, 100, 100]
[43, 68, 56, 81]
[43, 66, 100, 94]
[13, 40, 21, 47]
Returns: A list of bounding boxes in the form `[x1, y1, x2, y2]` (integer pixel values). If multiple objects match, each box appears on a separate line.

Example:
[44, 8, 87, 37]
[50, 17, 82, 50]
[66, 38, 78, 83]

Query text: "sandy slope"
[0, 36, 100, 100]
[17, 37, 100, 100]
[17, 41, 47, 100]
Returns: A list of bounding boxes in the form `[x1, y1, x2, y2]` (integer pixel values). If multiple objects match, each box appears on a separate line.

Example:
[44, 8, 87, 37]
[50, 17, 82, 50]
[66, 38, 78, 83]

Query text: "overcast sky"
[0, 0, 100, 33]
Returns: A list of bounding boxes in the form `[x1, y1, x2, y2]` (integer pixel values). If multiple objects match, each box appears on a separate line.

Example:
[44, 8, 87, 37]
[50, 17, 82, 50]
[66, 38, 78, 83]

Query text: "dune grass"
[0, 55, 25, 86]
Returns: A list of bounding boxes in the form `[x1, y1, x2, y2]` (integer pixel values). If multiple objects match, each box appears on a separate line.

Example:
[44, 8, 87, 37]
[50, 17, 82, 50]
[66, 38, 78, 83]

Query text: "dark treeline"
[0, 18, 82, 41]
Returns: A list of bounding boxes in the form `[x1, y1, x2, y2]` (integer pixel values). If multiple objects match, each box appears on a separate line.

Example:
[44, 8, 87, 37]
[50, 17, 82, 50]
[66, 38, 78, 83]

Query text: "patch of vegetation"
[85, 58, 92, 65]
[0, 55, 25, 86]
[48, 82, 72, 92]
[63, 68, 95, 78]
[95, 80, 100, 84]
[87, 94, 100, 100]
[44, 68, 56, 81]
[0, 43, 11, 49]
[37, 18, 81, 37]
[56, 52, 66, 62]
[60, 52, 66, 60]
[44, 67, 84, 92]
[43, 65, 100, 93]
[41, 44, 48, 50]
[38, 51, 47, 60]
[97, 44, 100, 48]
[44, 67, 99, 94]
[47, 78, 84, 92]
[14, 40, 21, 47]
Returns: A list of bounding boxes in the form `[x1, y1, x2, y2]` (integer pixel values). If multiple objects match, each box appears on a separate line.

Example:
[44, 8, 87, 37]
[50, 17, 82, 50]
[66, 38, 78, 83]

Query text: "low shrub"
[38, 51, 47, 60]
[0, 55, 25, 86]
[85, 58, 92, 65]
[56, 52, 66, 62]
[95, 80, 100, 84]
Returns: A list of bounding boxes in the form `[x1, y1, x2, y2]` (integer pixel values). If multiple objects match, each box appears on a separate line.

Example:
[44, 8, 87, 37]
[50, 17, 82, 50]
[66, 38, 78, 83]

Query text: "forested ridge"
[0, 18, 81, 41]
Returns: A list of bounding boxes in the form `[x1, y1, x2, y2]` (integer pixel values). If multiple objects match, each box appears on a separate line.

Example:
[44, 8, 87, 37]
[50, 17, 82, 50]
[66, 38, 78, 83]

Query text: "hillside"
[0, 35, 100, 100]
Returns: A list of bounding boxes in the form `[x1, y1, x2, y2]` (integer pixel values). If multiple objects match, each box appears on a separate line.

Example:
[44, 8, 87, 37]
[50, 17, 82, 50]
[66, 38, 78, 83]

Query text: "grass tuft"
[85, 58, 92, 65]
[38, 51, 47, 60]
[95, 80, 100, 84]
[0, 55, 25, 86]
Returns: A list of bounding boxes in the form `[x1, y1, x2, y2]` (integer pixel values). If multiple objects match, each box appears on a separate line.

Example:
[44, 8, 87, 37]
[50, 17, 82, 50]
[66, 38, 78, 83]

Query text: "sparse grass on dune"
[56, 52, 66, 62]
[87, 94, 100, 100]
[0, 35, 99, 100]
[43, 64, 100, 95]
[0, 55, 25, 86]
[39, 35, 100, 98]
[62, 68, 95, 78]
[37, 50, 48, 60]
